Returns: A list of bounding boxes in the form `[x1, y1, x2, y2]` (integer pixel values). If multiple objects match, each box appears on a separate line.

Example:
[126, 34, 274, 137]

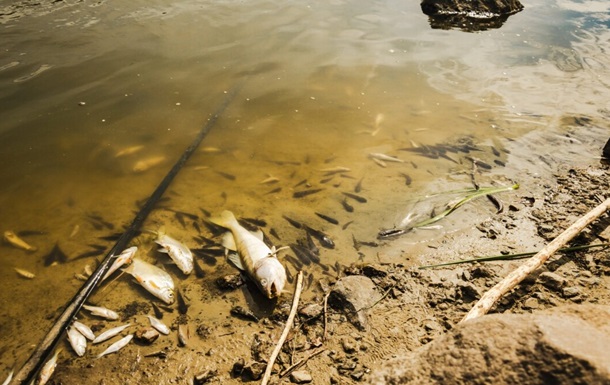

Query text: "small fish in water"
[293, 188, 324, 198]
[342, 192, 367, 203]
[282, 215, 302, 229]
[304, 225, 335, 249]
[341, 199, 354, 213]
[102, 246, 138, 282]
[82, 304, 119, 320]
[14, 267, 35, 279]
[97, 334, 133, 358]
[123, 258, 175, 305]
[178, 324, 189, 347]
[215, 170, 236, 181]
[133, 156, 166, 173]
[147, 315, 170, 335]
[230, 306, 259, 322]
[73, 320, 96, 341]
[369, 152, 405, 163]
[315, 212, 339, 225]
[115, 145, 144, 158]
[93, 324, 131, 344]
[155, 231, 193, 275]
[399, 172, 412, 186]
[211, 210, 286, 298]
[67, 326, 87, 357]
[38, 348, 61, 385]
[3, 230, 37, 251]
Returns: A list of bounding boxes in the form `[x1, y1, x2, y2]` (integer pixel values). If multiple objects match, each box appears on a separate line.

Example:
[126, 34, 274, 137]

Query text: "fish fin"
[227, 252, 244, 270]
[220, 232, 237, 251]
[251, 229, 264, 241]
[209, 210, 238, 229]
[157, 247, 169, 254]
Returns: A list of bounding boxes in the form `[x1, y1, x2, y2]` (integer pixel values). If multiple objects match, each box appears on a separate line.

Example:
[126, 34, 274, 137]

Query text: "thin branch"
[461, 197, 610, 323]
[260, 271, 304, 385]
[279, 348, 326, 378]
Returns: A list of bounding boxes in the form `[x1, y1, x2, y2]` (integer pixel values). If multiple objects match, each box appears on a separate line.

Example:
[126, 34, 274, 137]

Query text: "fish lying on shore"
[93, 324, 131, 344]
[124, 258, 175, 305]
[67, 326, 87, 357]
[3, 230, 37, 251]
[102, 246, 137, 282]
[211, 210, 286, 299]
[82, 305, 119, 320]
[97, 334, 133, 358]
[147, 315, 170, 335]
[155, 231, 193, 275]
[73, 320, 95, 341]
[38, 348, 61, 385]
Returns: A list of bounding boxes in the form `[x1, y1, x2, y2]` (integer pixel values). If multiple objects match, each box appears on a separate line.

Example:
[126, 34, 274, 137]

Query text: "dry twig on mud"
[461, 197, 610, 323]
[279, 348, 326, 378]
[260, 271, 304, 385]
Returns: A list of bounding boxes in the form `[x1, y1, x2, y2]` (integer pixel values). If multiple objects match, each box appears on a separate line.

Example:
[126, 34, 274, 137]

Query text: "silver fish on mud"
[123, 258, 175, 304]
[82, 305, 119, 320]
[155, 231, 193, 275]
[102, 246, 138, 282]
[3, 230, 37, 251]
[97, 334, 133, 358]
[67, 326, 87, 357]
[93, 324, 131, 344]
[211, 210, 286, 298]
[147, 315, 170, 335]
[38, 348, 61, 385]
[73, 320, 95, 341]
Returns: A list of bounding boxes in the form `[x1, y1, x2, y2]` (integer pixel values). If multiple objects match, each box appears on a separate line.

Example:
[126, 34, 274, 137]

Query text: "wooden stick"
[461, 197, 610, 323]
[260, 271, 304, 385]
[279, 348, 326, 378]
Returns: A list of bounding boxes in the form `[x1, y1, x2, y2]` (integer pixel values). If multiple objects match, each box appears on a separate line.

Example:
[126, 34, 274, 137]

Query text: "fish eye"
[260, 278, 268, 286]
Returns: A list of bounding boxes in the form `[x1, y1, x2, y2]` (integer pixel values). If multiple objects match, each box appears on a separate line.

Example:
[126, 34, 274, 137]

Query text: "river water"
[1, 0, 609, 381]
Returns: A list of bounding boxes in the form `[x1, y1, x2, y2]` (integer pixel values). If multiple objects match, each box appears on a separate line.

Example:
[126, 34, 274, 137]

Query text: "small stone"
[522, 297, 539, 310]
[342, 338, 358, 354]
[298, 303, 323, 319]
[194, 369, 217, 385]
[538, 272, 567, 291]
[290, 370, 313, 383]
[562, 286, 581, 298]
[231, 358, 245, 378]
[328, 275, 382, 331]
[134, 327, 159, 344]
[243, 362, 266, 381]
[216, 274, 245, 291]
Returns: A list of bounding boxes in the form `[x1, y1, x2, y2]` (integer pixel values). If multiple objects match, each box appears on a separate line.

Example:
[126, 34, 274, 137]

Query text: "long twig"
[279, 348, 326, 378]
[461, 197, 610, 323]
[260, 271, 304, 385]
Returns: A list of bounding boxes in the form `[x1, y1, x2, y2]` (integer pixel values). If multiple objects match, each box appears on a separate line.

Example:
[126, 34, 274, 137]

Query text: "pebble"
[134, 327, 159, 344]
[538, 272, 567, 291]
[290, 370, 313, 384]
[562, 286, 581, 298]
[522, 297, 539, 310]
[341, 338, 358, 354]
[298, 303, 323, 319]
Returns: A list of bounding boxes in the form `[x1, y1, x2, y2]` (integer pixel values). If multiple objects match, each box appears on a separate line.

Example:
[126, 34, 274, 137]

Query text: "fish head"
[159, 288, 175, 305]
[254, 257, 286, 299]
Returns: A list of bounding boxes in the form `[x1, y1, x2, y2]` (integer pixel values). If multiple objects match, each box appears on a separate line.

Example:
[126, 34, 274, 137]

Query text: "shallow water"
[1, 0, 609, 381]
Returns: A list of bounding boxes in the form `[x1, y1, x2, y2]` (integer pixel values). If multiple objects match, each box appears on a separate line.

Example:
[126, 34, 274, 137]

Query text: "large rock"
[420, 0, 524, 31]
[369, 305, 610, 384]
[328, 275, 382, 331]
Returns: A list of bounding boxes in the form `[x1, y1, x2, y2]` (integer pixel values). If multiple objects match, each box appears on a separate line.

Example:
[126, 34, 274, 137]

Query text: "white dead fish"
[67, 326, 87, 357]
[82, 304, 119, 320]
[14, 267, 35, 279]
[259, 175, 279, 184]
[69, 224, 80, 238]
[93, 323, 131, 344]
[200, 146, 222, 153]
[132, 155, 166, 173]
[147, 315, 170, 335]
[38, 348, 61, 385]
[123, 258, 175, 304]
[211, 210, 286, 298]
[97, 334, 133, 358]
[73, 320, 95, 341]
[155, 232, 193, 275]
[371, 157, 387, 168]
[3, 230, 37, 251]
[368, 152, 404, 163]
[115, 144, 144, 158]
[101, 246, 137, 282]
[2, 369, 13, 385]
[319, 166, 350, 173]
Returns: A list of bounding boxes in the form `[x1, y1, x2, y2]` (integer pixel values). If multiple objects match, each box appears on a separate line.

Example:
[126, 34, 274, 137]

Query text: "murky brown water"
[1, 0, 609, 382]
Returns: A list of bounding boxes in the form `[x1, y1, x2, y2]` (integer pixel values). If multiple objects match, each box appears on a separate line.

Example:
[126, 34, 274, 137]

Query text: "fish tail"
[210, 210, 238, 229]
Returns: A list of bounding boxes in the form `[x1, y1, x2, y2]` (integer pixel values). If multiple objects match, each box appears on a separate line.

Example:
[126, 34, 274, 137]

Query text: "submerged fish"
[38, 348, 61, 385]
[102, 246, 138, 282]
[97, 334, 133, 358]
[4, 230, 37, 251]
[14, 267, 35, 279]
[124, 258, 175, 305]
[82, 305, 119, 320]
[155, 232, 193, 275]
[73, 320, 95, 341]
[133, 156, 166, 173]
[93, 324, 131, 345]
[368, 152, 405, 163]
[67, 326, 87, 357]
[211, 210, 286, 298]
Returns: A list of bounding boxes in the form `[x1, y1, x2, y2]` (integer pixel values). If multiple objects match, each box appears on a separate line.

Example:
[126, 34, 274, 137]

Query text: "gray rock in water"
[421, 0, 524, 31]
[328, 275, 382, 331]
[368, 304, 610, 385]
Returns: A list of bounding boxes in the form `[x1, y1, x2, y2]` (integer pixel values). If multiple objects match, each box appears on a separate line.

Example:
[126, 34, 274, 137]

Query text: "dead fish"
[304, 225, 335, 249]
[341, 199, 354, 213]
[82, 304, 119, 320]
[38, 348, 61, 385]
[319, 166, 350, 174]
[73, 320, 95, 341]
[67, 326, 87, 357]
[147, 315, 170, 335]
[315, 212, 339, 225]
[369, 152, 404, 163]
[230, 306, 259, 322]
[178, 324, 189, 347]
[4, 230, 37, 251]
[93, 324, 131, 344]
[133, 156, 166, 173]
[259, 175, 279, 184]
[43, 243, 69, 267]
[155, 230, 194, 275]
[102, 246, 137, 282]
[97, 334, 133, 358]
[371, 158, 387, 168]
[201, 146, 222, 153]
[342, 192, 367, 203]
[2, 369, 13, 385]
[115, 145, 144, 158]
[123, 258, 175, 305]
[293, 188, 324, 198]
[14, 267, 35, 279]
